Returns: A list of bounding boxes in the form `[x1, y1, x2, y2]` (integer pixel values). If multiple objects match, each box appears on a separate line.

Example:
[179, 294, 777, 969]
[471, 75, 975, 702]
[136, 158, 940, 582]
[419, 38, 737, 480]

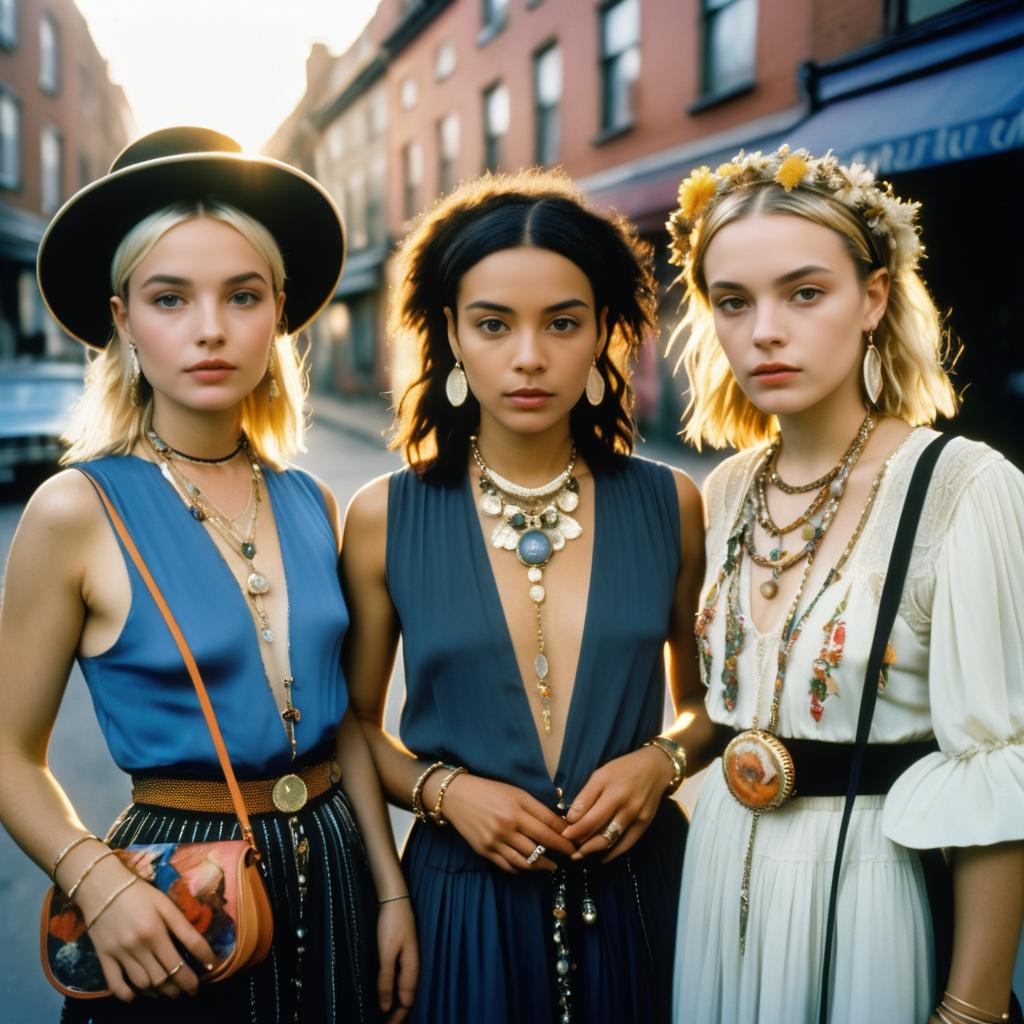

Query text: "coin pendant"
[272, 773, 308, 813]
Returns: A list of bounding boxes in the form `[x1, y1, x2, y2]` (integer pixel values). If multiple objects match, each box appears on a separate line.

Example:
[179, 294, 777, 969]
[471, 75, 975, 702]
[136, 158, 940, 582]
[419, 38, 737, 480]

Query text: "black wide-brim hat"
[37, 126, 346, 349]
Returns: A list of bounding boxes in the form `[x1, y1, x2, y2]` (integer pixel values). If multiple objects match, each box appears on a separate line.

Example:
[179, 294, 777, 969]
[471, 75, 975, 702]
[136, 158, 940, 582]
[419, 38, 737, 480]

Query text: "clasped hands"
[437, 745, 677, 875]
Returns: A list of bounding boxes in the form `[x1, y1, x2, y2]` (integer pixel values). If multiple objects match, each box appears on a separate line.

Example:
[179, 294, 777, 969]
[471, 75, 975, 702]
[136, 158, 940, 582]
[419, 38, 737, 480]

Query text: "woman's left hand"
[376, 896, 419, 1022]
[561, 746, 675, 863]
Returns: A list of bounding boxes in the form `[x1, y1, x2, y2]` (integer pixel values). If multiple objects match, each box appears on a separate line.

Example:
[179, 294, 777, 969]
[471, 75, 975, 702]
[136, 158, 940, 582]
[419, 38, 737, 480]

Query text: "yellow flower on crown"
[716, 162, 742, 178]
[676, 167, 719, 223]
[776, 153, 809, 191]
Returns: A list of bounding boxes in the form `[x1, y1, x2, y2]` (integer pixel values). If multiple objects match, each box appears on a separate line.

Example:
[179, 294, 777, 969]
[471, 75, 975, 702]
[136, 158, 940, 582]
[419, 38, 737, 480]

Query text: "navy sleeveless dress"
[387, 456, 688, 1024]
[59, 455, 379, 1024]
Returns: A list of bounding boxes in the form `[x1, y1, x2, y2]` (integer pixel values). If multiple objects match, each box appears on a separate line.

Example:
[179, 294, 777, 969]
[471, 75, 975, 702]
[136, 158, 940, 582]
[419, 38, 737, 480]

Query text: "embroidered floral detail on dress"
[878, 643, 897, 692]
[809, 593, 849, 721]
[695, 531, 744, 708]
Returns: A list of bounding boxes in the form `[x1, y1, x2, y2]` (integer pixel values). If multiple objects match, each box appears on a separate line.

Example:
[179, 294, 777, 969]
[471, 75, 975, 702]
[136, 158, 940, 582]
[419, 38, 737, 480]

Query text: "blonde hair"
[673, 183, 958, 450]
[61, 201, 308, 468]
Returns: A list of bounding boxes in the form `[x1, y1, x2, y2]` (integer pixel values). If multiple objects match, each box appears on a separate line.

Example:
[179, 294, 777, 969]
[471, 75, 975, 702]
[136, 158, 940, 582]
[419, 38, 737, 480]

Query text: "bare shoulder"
[19, 468, 103, 541]
[667, 465, 703, 516]
[343, 472, 392, 536]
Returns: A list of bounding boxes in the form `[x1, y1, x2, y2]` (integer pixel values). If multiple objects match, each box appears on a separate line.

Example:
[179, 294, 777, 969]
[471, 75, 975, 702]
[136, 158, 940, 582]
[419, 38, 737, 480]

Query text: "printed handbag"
[39, 478, 274, 998]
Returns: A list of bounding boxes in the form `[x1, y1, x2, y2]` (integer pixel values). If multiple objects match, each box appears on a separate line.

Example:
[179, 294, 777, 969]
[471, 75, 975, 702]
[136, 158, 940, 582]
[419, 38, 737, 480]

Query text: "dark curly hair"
[388, 168, 657, 481]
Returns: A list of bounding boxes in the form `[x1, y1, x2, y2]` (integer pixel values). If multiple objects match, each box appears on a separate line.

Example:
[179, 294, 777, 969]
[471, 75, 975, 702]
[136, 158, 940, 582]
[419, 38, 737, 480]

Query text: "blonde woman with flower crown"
[666, 148, 1024, 1024]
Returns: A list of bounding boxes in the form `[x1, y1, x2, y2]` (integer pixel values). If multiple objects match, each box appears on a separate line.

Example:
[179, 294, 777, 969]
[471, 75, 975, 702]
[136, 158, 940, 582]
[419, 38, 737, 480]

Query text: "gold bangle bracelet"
[84, 875, 139, 932]
[940, 1004, 999, 1024]
[50, 833, 97, 880]
[644, 736, 687, 795]
[411, 760, 446, 823]
[944, 992, 1010, 1023]
[432, 766, 467, 826]
[67, 848, 116, 901]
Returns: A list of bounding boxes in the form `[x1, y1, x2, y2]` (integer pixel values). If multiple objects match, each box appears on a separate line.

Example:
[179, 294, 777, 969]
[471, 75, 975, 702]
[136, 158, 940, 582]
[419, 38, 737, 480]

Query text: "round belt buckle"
[722, 729, 796, 811]
[272, 773, 308, 813]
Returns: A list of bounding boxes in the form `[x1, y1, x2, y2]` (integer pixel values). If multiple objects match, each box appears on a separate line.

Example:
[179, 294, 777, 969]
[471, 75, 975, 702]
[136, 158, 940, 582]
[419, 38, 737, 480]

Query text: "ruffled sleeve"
[883, 455, 1024, 849]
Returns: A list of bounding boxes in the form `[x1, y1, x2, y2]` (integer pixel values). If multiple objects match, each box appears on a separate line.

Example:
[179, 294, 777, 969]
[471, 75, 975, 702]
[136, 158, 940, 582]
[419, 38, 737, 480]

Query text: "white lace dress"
[672, 429, 1024, 1023]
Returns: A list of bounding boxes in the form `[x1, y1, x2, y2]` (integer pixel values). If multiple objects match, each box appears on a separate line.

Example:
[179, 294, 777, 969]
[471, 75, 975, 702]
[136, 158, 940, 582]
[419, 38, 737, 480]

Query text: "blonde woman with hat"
[666, 149, 1024, 1023]
[0, 128, 417, 1021]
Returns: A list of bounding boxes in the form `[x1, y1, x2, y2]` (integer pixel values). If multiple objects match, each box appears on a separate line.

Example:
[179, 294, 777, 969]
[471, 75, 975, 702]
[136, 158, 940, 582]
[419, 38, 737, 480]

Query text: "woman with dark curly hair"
[340, 169, 711, 1024]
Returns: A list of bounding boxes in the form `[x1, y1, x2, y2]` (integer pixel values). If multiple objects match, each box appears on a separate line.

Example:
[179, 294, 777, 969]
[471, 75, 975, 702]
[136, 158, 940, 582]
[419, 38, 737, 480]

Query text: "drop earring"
[266, 348, 280, 402]
[862, 330, 883, 406]
[585, 360, 605, 407]
[445, 360, 468, 407]
[128, 342, 141, 406]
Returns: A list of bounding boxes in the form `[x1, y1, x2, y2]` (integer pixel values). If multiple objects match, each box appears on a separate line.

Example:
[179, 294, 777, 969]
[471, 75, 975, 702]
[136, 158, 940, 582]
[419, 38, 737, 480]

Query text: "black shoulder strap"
[818, 431, 954, 1024]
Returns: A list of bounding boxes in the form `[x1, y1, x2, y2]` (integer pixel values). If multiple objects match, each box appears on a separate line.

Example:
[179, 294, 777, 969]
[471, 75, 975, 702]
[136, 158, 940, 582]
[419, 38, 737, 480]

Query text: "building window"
[437, 113, 460, 194]
[347, 170, 367, 250]
[39, 12, 59, 94]
[369, 86, 387, 139]
[435, 40, 456, 81]
[402, 141, 422, 220]
[892, 0, 971, 26]
[400, 77, 418, 111]
[600, 0, 640, 134]
[41, 124, 62, 213]
[482, 81, 509, 171]
[0, 90, 20, 188]
[482, 0, 508, 31]
[0, 0, 17, 48]
[533, 43, 562, 166]
[702, 0, 756, 97]
[368, 154, 386, 244]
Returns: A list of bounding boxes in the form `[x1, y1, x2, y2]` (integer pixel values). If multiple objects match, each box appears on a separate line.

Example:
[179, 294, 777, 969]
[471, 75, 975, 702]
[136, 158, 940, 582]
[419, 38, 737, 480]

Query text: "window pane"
[602, 0, 638, 57]
[40, 15, 59, 92]
[439, 113, 460, 160]
[705, 0, 756, 95]
[536, 45, 562, 106]
[485, 83, 510, 135]
[0, 94, 19, 186]
[435, 41, 456, 80]
[41, 126, 62, 213]
[905, 0, 967, 22]
[0, 0, 17, 46]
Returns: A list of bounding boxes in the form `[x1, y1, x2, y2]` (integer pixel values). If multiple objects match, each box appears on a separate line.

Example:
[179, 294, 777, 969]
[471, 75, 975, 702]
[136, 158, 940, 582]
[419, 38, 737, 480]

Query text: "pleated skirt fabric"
[59, 785, 380, 1024]
[404, 799, 687, 1024]
[672, 766, 934, 1023]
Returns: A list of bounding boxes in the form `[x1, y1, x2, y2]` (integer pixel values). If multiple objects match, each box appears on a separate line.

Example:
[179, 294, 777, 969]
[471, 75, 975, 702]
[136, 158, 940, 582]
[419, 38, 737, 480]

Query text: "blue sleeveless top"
[75, 456, 349, 779]
[386, 456, 681, 807]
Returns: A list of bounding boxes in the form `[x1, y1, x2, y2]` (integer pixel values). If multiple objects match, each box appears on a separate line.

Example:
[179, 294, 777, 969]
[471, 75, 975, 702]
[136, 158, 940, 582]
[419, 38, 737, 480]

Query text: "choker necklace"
[746, 415, 875, 599]
[470, 436, 581, 734]
[148, 429, 304, 785]
[147, 429, 244, 466]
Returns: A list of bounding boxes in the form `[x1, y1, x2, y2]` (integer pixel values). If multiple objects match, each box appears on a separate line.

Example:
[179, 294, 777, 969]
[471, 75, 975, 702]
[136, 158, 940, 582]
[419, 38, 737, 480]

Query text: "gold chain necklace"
[470, 437, 581, 734]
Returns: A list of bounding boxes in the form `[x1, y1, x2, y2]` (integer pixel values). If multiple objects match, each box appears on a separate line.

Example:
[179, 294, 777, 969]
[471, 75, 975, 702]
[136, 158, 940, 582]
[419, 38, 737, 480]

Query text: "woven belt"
[132, 759, 339, 815]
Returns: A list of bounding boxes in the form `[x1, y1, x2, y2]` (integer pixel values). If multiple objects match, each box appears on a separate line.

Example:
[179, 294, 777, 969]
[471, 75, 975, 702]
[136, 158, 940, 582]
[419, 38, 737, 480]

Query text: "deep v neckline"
[462, 470, 600, 790]
[139, 455, 297, 744]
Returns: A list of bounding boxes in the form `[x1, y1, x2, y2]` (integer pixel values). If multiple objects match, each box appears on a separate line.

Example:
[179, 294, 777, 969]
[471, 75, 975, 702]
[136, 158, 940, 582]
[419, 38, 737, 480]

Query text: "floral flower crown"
[667, 146, 924, 279]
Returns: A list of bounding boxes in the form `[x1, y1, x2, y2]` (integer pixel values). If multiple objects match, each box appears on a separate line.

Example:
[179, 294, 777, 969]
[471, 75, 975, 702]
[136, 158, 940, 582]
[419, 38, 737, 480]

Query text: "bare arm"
[340, 476, 574, 875]
[564, 468, 715, 860]
[0, 470, 214, 1000]
[930, 842, 1024, 1023]
[316, 477, 417, 1021]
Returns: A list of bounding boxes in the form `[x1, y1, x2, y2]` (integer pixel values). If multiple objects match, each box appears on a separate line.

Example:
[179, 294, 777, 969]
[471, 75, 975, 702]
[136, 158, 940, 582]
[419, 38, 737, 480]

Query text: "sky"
[74, 0, 380, 152]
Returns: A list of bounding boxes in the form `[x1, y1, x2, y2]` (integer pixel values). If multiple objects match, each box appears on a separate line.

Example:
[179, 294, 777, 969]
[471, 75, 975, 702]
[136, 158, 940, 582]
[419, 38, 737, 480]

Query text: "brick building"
[270, 0, 1023, 458]
[0, 0, 134, 361]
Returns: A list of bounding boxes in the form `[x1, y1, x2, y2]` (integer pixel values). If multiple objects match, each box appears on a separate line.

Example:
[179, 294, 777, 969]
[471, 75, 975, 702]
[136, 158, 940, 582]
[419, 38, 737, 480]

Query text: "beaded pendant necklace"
[470, 436, 582, 734]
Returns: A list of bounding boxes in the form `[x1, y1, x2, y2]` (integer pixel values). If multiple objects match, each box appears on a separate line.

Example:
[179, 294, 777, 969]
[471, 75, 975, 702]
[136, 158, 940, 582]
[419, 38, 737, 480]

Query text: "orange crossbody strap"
[84, 474, 260, 856]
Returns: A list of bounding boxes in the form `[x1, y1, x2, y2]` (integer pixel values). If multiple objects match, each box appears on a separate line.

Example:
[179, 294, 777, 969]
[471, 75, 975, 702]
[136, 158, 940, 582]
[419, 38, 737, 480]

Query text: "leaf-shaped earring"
[446, 360, 468, 406]
[128, 342, 141, 406]
[862, 331, 883, 406]
[585, 361, 605, 407]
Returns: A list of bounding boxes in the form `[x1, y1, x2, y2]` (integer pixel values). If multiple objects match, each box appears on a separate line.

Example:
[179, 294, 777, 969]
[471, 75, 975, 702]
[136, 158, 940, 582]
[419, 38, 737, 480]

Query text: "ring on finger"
[601, 820, 623, 847]
[526, 843, 546, 865]
[165, 960, 185, 981]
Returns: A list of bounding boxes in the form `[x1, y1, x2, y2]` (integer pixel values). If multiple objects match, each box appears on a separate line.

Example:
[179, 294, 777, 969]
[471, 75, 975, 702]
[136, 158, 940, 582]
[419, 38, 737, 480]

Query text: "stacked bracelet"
[411, 761, 446, 822]
[84, 875, 139, 932]
[67, 848, 116, 901]
[937, 991, 1010, 1024]
[643, 736, 687, 796]
[50, 833, 97, 881]
[431, 766, 467, 826]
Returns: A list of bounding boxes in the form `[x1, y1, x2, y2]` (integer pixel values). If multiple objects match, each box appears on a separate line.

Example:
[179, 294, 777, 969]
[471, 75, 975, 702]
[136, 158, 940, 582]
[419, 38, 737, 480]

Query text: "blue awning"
[785, 43, 1024, 174]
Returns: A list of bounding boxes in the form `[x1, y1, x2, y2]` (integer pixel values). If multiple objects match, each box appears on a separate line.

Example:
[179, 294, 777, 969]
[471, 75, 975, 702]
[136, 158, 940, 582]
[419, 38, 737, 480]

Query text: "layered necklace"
[470, 436, 582, 735]
[694, 415, 896, 951]
[147, 428, 304, 790]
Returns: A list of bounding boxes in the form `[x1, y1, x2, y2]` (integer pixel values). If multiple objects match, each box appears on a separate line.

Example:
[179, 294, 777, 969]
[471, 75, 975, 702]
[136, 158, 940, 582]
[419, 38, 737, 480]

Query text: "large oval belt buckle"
[272, 772, 308, 813]
[722, 729, 796, 811]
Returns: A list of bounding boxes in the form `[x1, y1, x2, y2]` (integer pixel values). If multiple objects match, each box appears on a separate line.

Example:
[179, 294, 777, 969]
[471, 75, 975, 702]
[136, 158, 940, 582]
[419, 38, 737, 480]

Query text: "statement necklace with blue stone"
[470, 436, 582, 735]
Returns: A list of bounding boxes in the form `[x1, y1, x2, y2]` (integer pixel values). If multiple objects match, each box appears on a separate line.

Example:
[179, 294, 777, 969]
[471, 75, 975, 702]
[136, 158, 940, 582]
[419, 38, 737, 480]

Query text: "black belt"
[711, 724, 936, 798]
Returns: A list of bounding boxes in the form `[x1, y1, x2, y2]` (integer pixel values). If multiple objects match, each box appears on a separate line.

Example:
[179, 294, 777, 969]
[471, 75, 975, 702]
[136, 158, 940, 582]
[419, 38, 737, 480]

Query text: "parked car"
[0, 360, 84, 485]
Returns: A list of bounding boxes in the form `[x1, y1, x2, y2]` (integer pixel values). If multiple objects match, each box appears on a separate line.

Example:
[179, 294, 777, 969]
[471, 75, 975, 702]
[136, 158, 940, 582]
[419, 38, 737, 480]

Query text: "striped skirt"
[59, 784, 380, 1024]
